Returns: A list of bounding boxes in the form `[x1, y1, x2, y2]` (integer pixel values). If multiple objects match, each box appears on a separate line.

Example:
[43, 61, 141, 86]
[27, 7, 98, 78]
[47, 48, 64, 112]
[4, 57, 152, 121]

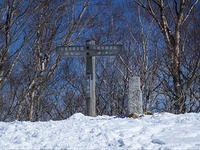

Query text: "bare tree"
[0, 0, 36, 121]
[15, 0, 95, 121]
[0, 0, 96, 121]
[0, 0, 34, 89]
[133, 0, 200, 113]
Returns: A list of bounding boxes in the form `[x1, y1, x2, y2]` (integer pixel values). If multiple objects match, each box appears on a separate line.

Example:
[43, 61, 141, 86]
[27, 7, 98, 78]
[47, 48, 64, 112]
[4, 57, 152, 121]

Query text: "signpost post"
[57, 40, 122, 116]
[85, 40, 96, 117]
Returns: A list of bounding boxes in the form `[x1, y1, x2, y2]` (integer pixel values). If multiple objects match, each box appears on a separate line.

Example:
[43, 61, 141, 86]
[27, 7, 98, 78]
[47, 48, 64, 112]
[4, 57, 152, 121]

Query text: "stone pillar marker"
[128, 76, 143, 115]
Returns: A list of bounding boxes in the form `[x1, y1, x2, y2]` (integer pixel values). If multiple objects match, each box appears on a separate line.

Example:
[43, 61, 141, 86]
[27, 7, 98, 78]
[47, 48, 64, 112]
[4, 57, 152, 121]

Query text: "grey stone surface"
[128, 76, 143, 115]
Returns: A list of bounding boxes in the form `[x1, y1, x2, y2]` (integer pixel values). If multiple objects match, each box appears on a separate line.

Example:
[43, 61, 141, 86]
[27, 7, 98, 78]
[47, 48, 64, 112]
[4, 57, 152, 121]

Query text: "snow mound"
[68, 112, 85, 120]
[0, 113, 200, 149]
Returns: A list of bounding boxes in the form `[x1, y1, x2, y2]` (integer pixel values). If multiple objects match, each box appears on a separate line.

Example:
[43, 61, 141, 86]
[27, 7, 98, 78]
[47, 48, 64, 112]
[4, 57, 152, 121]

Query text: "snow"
[0, 113, 200, 149]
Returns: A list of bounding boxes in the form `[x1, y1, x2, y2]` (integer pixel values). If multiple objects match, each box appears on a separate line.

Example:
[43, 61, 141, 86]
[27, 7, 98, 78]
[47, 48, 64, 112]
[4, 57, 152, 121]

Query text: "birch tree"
[133, 0, 200, 113]
[15, 0, 93, 121]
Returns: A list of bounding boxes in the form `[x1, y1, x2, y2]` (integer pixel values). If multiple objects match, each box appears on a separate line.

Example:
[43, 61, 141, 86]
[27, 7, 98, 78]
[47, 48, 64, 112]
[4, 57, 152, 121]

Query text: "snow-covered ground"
[0, 112, 200, 149]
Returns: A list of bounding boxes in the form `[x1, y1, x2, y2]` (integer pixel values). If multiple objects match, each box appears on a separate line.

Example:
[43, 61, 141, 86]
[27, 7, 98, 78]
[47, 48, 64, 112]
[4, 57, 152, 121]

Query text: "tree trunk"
[133, 0, 199, 113]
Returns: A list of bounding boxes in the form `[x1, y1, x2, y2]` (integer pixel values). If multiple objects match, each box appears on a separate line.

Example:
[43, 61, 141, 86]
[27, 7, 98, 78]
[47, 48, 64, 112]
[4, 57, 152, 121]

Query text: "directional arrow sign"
[56, 44, 122, 57]
[56, 40, 122, 117]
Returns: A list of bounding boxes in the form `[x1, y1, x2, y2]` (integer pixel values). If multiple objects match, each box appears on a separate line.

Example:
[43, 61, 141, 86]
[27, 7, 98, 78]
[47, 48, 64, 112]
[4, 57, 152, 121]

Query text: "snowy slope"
[0, 112, 200, 149]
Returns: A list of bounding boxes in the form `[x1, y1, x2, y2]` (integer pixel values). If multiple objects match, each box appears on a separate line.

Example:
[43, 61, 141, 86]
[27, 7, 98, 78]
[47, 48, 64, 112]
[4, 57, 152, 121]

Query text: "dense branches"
[0, 0, 199, 121]
[133, 0, 200, 113]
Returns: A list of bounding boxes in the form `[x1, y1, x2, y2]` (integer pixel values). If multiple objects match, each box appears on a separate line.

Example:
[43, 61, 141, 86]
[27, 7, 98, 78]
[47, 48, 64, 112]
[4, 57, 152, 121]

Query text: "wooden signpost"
[57, 40, 122, 116]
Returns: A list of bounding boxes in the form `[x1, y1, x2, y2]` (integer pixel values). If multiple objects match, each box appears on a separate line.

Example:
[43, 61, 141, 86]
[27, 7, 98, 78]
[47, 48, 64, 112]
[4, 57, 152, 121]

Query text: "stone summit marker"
[128, 76, 143, 115]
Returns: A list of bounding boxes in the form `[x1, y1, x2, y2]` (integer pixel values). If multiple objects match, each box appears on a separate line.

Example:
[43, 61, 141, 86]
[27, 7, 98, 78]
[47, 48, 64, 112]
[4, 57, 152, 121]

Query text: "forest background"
[0, 0, 199, 121]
